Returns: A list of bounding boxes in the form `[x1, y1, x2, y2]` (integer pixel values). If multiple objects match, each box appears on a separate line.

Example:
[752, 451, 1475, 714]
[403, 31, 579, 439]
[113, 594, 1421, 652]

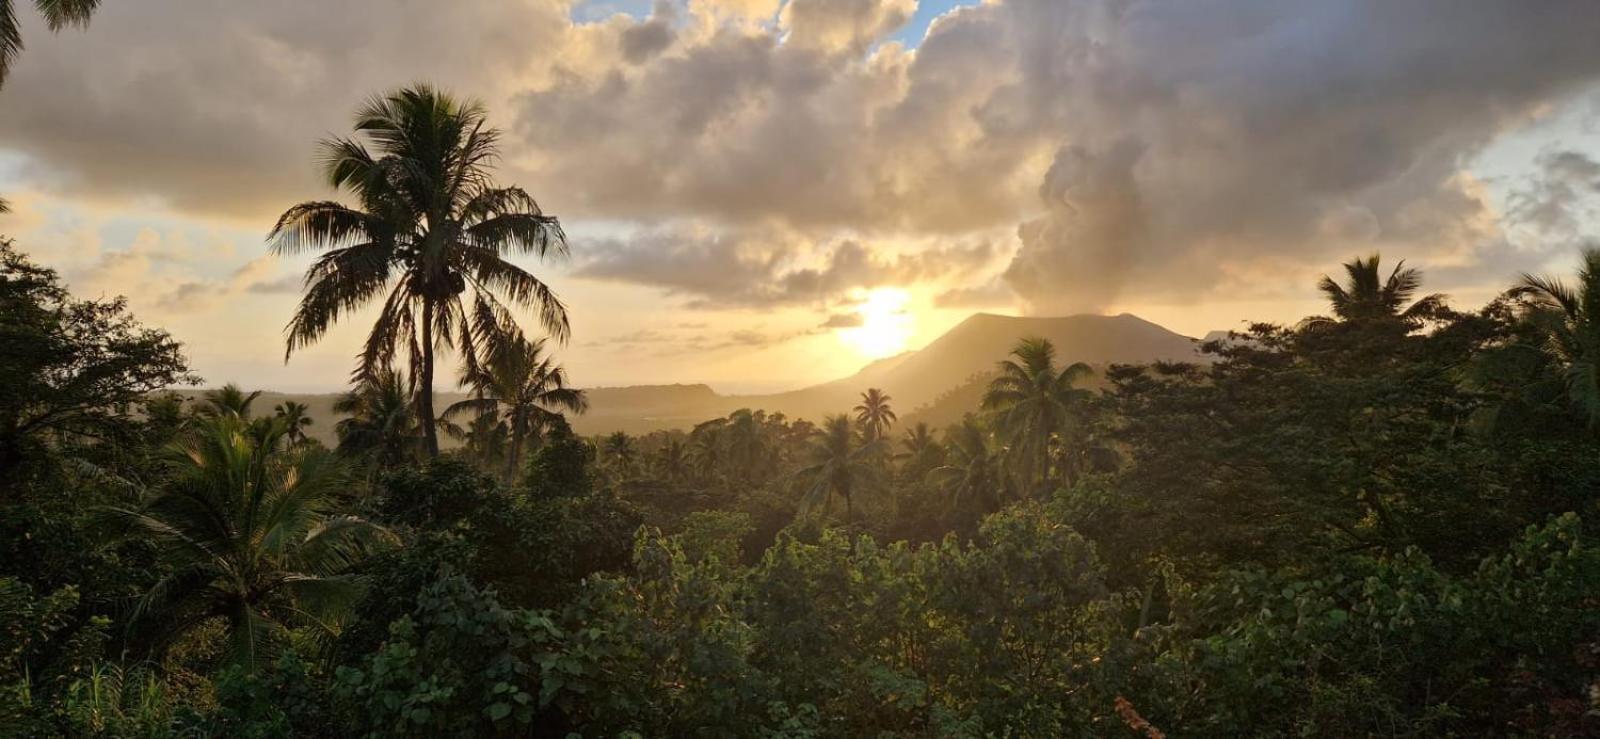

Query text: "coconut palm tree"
[197, 383, 261, 420]
[273, 401, 314, 446]
[271, 84, 570, 458]
[723, 409, 773, 482]
[930, 417, 1009, 518]
[654, 438, 689, 483]
[334, 369, 421, 467]
[687, 431, 723, 484]
[896, 421, 944, 481]
[105, 414, 391, 668]
[797, 414, 886, 529]
[981, 337, 1093, 495]
[0, 0, 99, 85]
[853, 388, 897, 441]
[1511, 248, 1600, 427]
[445, 334, 585, 479]
[1306, 254, 1446, 327]
[603, 431, 635, 478]
[440, 410, 510, 472]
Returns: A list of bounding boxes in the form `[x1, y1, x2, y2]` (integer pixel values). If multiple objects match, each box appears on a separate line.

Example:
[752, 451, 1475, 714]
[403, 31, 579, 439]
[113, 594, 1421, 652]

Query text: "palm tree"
[896, 421, 944, 480]
[271, 84, 570, 458]
[334, 369, 421, 467]
[981, 337, 1093, 495]
[655, 439, 689, 483]
[1511, 248, 1600, 427]
[797, 415, 885, 529]
[930, 417, 1009, 518]
[273, 401, 314, 446]
[106, 414, 391, 668]
[603, 431, 635, 478]
[197, 383, 261, 420]
[687, 431, 723, 483]
[445, 334, 586, 478]
[853, 388, 897, 441]
[1307, 254, 1446, 326]
[1, 0, 99, 85]
[441, 410, 510, 472]
[723, 409, 773, 482]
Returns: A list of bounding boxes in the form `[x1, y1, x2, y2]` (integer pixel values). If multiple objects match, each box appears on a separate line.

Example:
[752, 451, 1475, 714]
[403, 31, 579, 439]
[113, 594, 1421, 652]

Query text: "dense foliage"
[7, 214, 1600, 732]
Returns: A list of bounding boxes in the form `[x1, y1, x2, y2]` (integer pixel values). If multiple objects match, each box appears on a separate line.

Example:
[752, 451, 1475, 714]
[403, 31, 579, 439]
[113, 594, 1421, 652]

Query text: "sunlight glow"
[840, 288, 914, 359]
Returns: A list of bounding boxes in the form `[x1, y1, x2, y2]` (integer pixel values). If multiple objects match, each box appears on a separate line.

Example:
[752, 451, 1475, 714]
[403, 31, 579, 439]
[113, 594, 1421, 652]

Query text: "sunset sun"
[841, 288, 914, 360]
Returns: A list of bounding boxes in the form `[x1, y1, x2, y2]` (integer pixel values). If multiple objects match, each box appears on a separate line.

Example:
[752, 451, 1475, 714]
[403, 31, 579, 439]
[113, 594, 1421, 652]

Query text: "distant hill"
[582, 313, 1205, 432]
[185, 313, 1206, 440]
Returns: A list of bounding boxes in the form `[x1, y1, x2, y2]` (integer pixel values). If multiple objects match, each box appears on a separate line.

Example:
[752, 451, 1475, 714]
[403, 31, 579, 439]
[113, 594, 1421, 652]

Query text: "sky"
[2, 0, 1600, 394]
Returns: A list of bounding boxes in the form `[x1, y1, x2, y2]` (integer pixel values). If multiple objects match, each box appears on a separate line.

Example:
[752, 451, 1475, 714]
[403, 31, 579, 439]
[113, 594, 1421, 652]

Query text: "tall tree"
[853, 388, 897, 441]
[981, 338, 1093, 494]
[273, 400, 314, 446]
[1308, 254, 1446, 326]
[333, 369, 421, 468]
[603, 431, 635, 479]
[930, 416, 1009, 520]
[797, 414, 885, 529]
[1512, 247, 1600, 427]
[197, 383, 261, 420]
[441, 410, 509, 473]
[655, 438, 689, 483]
[271, 84, 570, 457]
[445, 334, 585, 478]
[896, 421, 944, 481]
[106, 414, 391, 668]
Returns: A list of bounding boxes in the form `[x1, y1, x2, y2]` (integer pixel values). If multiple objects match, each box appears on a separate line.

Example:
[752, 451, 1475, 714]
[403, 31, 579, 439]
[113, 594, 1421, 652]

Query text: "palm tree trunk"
[419, 298, 440, 458]
[506, 423, 523, 480]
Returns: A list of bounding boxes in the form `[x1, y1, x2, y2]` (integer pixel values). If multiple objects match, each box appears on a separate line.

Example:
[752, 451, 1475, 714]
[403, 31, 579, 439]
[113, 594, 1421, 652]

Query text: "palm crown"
[853, 388, 897, 441]
[1313, 254, 1446, 325]
[446, 334, 586, 478]
[1511, 248, 1600, 426]
[0, 0, 99, 85]
[797, 414, 885, 528]
[271, 84, 569, 457]
[982, 337, 1093, 495]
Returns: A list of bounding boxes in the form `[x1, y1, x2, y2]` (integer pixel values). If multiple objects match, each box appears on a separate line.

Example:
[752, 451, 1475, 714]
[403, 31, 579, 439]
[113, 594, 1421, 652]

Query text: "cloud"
[819, 312, 864, 328]
[586, 322, 822, 355]
[573, 224, 998, 307]
[1507, 149, 1600, 241]
[7, 0, 1600, 318]
[935, 278, 1018, 310]
[0, 0, 570, 218]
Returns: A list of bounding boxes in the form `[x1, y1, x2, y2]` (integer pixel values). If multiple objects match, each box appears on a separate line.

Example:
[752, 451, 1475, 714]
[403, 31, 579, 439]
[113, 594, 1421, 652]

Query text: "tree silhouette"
[334, 368, 421, 468]
[930, 416, 1009, 520]
[853, 388, 898, 442]
[273, 400, 314, 446]
[446, 334, 585, 479]
[1512, 247, 1600, 427]
[1307, 254, 1446, 327]
[271, 84, 569, 457]
[197, 383, 260, 420]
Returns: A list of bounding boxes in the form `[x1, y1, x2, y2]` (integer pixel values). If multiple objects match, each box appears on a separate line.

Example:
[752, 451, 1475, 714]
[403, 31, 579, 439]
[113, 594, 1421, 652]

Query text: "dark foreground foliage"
[6, 242, 1600, 736]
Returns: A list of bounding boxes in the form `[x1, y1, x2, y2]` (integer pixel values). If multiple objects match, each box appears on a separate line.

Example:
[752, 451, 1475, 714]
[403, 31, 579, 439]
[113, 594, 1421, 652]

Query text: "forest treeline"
[5, 85, 1600, 737]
